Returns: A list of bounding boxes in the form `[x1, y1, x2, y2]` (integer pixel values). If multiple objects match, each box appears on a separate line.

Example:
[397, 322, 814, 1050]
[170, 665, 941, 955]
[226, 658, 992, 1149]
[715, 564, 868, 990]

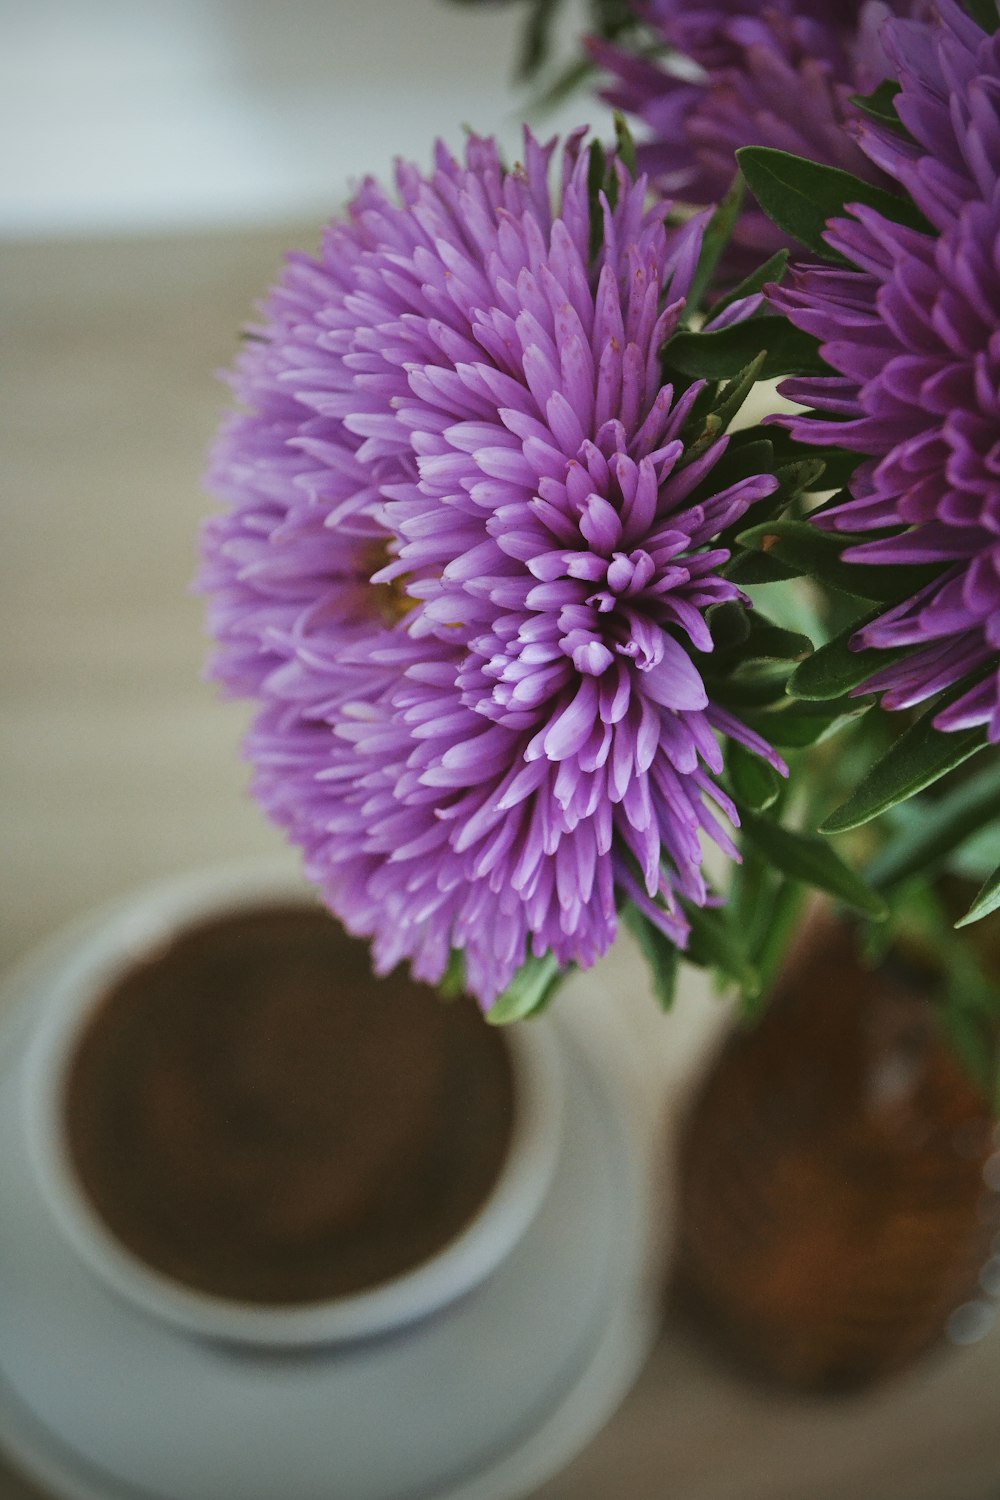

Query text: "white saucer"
[0, 912, 657, 1500]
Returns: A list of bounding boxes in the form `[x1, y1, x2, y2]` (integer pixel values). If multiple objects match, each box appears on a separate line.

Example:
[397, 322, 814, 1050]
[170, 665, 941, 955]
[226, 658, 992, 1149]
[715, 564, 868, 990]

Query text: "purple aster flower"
[200, 130, 784, 1007]
[769, 1, 1000, 742]
[591, 0, 924, 274]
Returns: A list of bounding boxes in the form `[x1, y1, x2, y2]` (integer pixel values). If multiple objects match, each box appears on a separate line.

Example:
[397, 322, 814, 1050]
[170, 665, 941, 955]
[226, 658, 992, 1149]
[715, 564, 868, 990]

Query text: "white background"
[0, 0, 610, 238]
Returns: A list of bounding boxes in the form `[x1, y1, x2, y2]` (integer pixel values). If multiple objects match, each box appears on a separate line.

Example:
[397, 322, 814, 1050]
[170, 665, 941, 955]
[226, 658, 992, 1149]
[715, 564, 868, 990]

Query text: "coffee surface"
[65, 905, 515, 1304]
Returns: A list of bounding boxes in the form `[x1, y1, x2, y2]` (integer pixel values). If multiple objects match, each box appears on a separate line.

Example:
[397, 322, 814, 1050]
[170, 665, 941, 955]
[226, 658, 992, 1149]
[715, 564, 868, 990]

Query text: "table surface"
[2, 228, 999, 1500]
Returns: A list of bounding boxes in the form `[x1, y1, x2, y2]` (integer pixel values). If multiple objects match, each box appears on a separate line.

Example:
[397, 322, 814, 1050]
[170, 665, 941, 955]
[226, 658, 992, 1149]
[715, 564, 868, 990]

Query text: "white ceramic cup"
[19, 862, 564, 1349]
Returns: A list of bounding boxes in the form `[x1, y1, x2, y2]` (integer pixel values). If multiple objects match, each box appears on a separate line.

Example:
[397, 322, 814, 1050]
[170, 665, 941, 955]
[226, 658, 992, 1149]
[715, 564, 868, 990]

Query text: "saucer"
[0, 902, 658, 1500]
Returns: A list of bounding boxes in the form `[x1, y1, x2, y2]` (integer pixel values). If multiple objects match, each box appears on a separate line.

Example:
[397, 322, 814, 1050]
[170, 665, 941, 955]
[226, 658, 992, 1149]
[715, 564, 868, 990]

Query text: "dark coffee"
[64, 905, 515, 1305]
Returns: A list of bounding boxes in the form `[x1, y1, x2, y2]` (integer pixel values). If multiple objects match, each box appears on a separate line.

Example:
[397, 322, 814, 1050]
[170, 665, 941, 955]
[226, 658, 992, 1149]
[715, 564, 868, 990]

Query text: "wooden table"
[2, 229, 999, 1500]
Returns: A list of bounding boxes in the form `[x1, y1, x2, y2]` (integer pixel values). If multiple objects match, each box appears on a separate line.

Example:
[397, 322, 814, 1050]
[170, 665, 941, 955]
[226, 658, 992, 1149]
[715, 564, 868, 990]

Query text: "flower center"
[362, 539, 419, 626]
[562, 548, 664, 677]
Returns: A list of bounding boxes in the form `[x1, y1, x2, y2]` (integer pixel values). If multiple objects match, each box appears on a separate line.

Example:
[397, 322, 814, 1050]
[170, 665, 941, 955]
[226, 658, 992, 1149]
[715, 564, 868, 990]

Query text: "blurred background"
[0, 0, 606, 239]
[0, 0, 609, 968]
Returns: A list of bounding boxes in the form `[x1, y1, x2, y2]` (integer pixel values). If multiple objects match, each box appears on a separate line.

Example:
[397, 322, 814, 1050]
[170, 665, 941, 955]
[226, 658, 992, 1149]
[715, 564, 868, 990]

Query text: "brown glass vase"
[674, 913, 1000, 1391]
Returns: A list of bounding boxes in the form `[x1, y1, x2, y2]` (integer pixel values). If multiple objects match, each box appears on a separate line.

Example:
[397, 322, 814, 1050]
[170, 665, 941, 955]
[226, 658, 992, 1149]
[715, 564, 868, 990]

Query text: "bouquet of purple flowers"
[200, 0, 1000, 1088]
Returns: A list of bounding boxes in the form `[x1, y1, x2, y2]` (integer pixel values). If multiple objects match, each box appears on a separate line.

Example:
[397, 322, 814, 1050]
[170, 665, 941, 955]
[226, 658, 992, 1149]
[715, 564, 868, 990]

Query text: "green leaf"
[962, 0, 999, 33]
[750, 880, 808, 1001]
[590, 0, 641, 35]
[737, 147, 931, 261]
[685, 174, 745, 314]
[676, 413, 724, 472]
[724, 549, 802, 585]
[866, 761, 1000, 893]
[727, 739, 781, 811]
[938, 1003, 995, 1100]
[722, 470, 816, 570]
[707, 351, 767, 433]
[747, 693, 874, 749]
[730, 843, 776, 933]
[665, 317, 827, 381]
[707, 600, 751, 652]
[587, 140, 608, 261]
[956, 865, 1000, 929]
[516, 0, 561, 81]
[675, 374, 777, 492]
[487, 950, 564, 1024]
[612, 110, 637, 178]
[774, 457, 829, 502]
[949, 822, 1000, 882]
[744, 574, 828, 641]
[708, 660, 794, 708]
[763, 429, 862, 489]
[708, 249, 790, 321]
[699, 436, 774, 497]
[737, 807, 888, 919]
[736, 518, 942, 603]
[796, 448, 861, 490]
[715, 457, 828, 566]
[787, 605, 915, 700]
[622, 905, 679, 1009]
[438, 950, 467, 1000]
[529, 55, 597, 113]
[821, 692, 991, 833]
[682, 901, 761, 998]
[849, 79, 905, 131]
[742, 612, 813, 662]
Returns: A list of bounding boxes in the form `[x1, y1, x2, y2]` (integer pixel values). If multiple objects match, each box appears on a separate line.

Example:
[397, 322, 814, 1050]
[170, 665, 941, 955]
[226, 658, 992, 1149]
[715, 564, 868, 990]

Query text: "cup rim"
[20, 861, 564, 1348]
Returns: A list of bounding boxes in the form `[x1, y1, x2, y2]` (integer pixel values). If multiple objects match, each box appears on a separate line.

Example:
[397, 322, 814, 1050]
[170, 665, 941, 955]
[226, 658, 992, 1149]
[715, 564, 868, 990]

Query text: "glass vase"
[674, 912, 1000, 1391]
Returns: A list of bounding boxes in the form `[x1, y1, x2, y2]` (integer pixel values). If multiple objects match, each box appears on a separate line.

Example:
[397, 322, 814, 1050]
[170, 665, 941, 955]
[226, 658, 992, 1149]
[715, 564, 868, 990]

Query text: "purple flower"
[200, 131, 783, 1006]
[770, 1, 1000, 742]
[592, 1, 924, 274]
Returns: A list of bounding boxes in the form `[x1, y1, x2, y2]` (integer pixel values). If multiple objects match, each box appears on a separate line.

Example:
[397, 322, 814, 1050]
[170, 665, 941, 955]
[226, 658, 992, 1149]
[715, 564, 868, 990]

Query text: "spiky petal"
[592, 0, 925, 275]
[201, 131, 782, 1006]
[770, 1, 1000, 741]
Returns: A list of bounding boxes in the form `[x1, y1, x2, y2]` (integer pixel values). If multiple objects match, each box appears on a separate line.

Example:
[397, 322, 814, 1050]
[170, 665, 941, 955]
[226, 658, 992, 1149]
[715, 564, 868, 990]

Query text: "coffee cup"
[19, 863, 564, 1349]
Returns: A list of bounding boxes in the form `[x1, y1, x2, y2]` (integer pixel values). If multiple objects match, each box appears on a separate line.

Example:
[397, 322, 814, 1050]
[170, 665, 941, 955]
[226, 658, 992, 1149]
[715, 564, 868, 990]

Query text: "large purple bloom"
[771, 1, 1000, 742]
[592, 0, 922, 272]
[201, 132, 782, 1006]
